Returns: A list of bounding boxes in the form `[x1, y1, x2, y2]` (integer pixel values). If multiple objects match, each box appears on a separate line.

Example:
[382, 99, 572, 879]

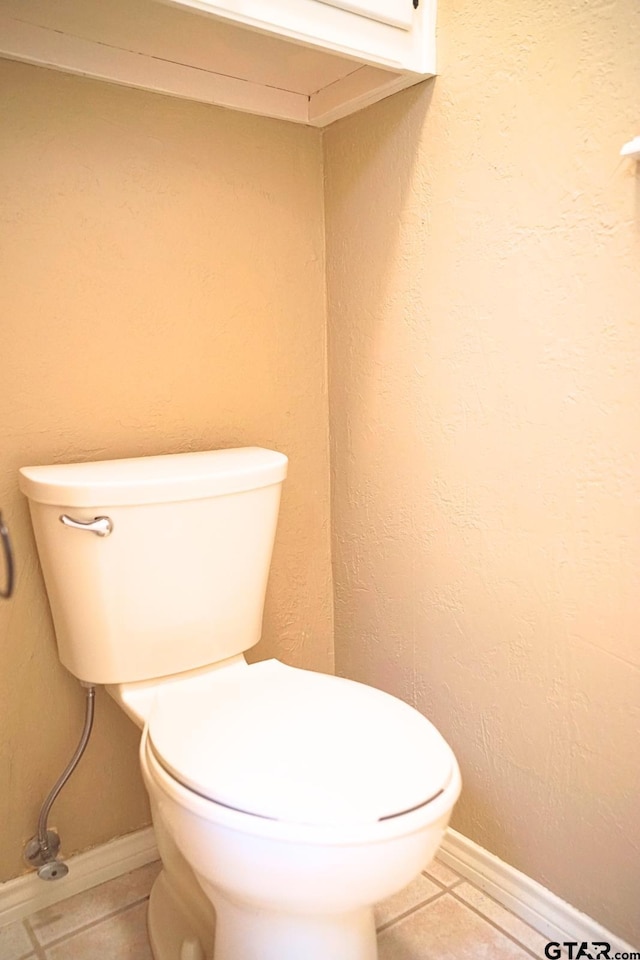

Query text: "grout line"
[23, 919, 47, 960]
[422, 868, 465, 892]
[28, 894, 151, 950]
[376, 889, 447, 933]
[448, 885, 543, 960]
[420, 870, 448, 891]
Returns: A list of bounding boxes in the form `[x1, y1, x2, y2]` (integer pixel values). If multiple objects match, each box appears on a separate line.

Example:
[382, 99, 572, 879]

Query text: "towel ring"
[0, 512, 15, 599]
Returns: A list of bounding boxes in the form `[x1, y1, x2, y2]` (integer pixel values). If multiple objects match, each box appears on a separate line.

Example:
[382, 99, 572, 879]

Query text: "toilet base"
[148, 870, 214, 960]
[147, 866, 377, 960]
[206, 886, 377, 960]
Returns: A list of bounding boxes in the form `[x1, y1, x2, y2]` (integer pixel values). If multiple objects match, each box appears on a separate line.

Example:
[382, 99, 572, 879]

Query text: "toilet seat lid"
[148, 659, 454, 827]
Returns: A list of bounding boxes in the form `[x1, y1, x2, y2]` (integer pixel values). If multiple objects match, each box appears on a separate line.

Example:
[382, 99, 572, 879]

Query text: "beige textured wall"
[325, 0, 640, 944]
[0, 59, 332, 882]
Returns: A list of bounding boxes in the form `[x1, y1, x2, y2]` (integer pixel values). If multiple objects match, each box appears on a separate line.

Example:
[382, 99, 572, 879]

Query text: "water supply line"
[24, 682, 96, 880]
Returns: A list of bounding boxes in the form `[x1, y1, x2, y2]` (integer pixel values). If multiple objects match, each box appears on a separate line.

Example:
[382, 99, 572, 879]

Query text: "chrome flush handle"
[59, 515, 113, 537]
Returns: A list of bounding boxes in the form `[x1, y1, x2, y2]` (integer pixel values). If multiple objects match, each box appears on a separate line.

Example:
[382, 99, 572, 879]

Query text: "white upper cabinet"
[0, 0, 435, 127]
[318, 0, 414, 30]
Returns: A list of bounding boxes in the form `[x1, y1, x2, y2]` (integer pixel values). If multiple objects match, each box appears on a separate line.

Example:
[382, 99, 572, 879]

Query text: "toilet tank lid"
[19, 448, 288, 507]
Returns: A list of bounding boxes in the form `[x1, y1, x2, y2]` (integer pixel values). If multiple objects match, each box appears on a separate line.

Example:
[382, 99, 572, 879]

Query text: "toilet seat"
[147, 659, 454, 828]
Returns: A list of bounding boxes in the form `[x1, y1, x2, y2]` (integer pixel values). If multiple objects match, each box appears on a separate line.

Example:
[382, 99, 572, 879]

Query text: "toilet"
[19, 447, 461, 960]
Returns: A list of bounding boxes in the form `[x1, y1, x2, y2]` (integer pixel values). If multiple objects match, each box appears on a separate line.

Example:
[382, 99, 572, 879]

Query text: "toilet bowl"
[106, 654, 461, 959]
[19, 447, 461, 960]
[142, 730, 459, 960]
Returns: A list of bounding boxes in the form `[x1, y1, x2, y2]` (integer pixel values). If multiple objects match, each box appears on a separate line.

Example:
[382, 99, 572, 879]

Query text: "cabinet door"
[162, 0, 432, 73]
[315, 0, 415, 30]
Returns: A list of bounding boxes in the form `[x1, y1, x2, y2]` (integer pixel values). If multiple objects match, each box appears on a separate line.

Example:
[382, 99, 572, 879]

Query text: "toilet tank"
[19, 448, 287, 685]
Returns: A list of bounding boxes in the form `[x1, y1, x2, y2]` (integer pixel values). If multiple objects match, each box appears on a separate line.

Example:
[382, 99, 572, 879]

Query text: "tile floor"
[1, 857, 550, 959]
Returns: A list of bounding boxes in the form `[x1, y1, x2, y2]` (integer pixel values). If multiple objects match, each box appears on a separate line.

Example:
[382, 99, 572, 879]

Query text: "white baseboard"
[0, 826, 158, 928]
[440, 828, 638, 954]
